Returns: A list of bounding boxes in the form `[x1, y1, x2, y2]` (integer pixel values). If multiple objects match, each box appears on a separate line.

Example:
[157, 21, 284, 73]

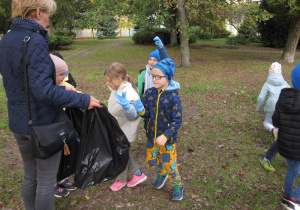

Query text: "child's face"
[148, 57, 158, 69]
[151, 68, 169, 91]
[56, 73, 66, 85]
[105, 76, 122, 90]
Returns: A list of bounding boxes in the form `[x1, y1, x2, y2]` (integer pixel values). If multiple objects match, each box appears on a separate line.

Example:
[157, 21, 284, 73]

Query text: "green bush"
[132, 30, 155, 44]
[226, 34, 251, 46]
[188, 26, 200, 44]
[49, 35, 73, 50]
[54, 30, 76, 39]
[193, 28, 231, 40]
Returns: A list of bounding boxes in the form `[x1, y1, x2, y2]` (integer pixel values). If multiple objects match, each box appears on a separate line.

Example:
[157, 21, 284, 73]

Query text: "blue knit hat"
[149, 49, 160, 62]
[152, 58, 175, 82]
[292, 62, 300, 88]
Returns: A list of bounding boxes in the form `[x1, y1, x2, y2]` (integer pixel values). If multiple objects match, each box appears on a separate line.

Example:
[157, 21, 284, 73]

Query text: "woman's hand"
[88, 96, 102, 109]
[156, 135, 167, 146]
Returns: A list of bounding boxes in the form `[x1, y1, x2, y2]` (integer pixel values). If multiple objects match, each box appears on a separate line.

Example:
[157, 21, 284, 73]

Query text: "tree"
[98, 19, 119, 38]
[51, 0, 81, 32]
[226, 1, 273, 36]
[77, 0, 121, 42]
[177, 0, 190, 67]
[185, 0, 228, 39]
[0, 0, 12, 34]
[118, 16, 135, 37]
[268, 0, 300, 63]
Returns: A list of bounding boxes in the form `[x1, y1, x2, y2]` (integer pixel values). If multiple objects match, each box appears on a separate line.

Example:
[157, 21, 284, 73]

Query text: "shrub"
[54, 30, 76, 39]
[226, 34, 251, 46]
[188, 26, 200, 44]
[49, 35, 73, 50]
[132, 30, 155, 44]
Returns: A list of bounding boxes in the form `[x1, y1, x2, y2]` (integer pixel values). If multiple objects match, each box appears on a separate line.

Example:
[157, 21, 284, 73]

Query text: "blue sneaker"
[172, 185, 183, 201]
[154, 173, 168, 189]
[54, 185, 70, 198]
[58, 179, 77, 191]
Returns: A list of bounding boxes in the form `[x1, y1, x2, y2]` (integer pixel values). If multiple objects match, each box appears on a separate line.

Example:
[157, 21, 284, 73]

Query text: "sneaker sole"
[281, 198, 290, 210]
[127, 175, 147, 188]
[259, 158, 275, 172]
[173, 188, 184, 201]
[64, 187, 77, 191]
[54, 191, 70, 198]
[154, 175, 168, 190]
[110, 183, 127, 191]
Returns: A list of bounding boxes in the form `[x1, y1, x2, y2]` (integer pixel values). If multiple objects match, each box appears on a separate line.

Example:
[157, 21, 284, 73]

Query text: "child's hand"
[115, 91, 130, 110]
[154, 36, 163, 48]
[156, 135, 167, 146]
[134, 100, 144, 113]
[65, 86, 77, 93]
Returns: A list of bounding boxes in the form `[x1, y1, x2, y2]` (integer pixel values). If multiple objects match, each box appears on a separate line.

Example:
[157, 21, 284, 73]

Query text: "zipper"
[154, 89, 164, 144]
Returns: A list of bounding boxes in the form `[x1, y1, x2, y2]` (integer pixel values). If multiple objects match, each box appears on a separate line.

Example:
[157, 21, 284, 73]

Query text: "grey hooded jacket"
[256, 73, 290, 113]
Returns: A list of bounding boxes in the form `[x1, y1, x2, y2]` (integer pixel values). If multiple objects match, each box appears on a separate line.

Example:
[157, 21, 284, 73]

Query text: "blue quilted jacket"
[0, 18, 90, 135]
[141, 81, 182, 145]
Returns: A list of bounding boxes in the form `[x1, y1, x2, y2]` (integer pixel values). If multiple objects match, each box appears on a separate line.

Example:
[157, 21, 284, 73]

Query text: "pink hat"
[50, 54, 68, 76]
[269, 62, 282, 75]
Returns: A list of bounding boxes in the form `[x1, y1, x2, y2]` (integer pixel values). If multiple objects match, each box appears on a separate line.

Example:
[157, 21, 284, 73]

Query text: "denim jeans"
[265, 140, 278, 161]
[284, 158, 300, 200]
[13, 133, 61, 210]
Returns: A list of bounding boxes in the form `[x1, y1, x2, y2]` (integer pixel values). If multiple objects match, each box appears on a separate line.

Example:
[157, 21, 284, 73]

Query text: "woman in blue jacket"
[0, 1, 101, 209]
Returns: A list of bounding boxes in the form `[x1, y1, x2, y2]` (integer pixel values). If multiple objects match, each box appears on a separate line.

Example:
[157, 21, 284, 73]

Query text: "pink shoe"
[127, 173, 147, 187]
[110, 180, 127, 191]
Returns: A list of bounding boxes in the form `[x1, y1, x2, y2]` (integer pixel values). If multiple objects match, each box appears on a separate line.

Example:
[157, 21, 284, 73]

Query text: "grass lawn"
[1, 37, 300, 209]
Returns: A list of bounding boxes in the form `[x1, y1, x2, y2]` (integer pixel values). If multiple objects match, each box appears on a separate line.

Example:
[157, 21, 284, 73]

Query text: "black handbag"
[23, 34, 78, 159]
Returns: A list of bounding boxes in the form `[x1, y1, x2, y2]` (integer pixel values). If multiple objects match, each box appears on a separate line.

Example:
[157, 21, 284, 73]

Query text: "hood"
[107, 81, 132, 93]
[277, 88, 300, 113]
[166, 80, 180, 91]
[266, 73, 286, 86]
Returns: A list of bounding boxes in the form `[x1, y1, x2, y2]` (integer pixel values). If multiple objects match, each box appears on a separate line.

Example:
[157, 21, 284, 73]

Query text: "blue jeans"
[13, 133, 61, 210]
[265, 140, 278, 161]
[284, 159, 300, 200]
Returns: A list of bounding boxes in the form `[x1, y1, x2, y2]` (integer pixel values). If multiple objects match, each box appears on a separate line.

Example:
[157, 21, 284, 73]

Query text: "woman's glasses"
[150, 75, 166, 80]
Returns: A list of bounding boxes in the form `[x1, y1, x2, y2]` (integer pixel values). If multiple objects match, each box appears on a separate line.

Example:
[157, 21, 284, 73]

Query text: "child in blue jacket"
[137, 36, 170, 99]
[134, 58, 183, 201]
[256, 62, 290, 172]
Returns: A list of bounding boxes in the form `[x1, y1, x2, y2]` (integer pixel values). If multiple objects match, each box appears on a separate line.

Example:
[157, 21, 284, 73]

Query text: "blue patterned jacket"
[0, 18, 90, 134]
[140, 81, 182, 145]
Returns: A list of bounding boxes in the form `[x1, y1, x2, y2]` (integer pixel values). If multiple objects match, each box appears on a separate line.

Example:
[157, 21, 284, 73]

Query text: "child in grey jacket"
[256, 62, 290, 172]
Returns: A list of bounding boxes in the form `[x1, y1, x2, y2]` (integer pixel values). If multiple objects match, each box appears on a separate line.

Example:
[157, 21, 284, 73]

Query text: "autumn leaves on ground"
[0, 38, 299, 209]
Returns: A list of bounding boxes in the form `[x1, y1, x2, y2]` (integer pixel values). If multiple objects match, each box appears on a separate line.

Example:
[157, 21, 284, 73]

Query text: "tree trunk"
[177, 0, 191, 68]
[281, 16, 300, 63]
[170, 8, 177, 46]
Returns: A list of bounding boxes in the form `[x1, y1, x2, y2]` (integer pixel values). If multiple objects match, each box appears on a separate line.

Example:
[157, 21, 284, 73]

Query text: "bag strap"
[22, 32, 34, 125]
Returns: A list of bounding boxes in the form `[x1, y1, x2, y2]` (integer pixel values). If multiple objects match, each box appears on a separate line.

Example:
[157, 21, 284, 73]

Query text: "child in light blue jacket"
[257, 62, 290, 172]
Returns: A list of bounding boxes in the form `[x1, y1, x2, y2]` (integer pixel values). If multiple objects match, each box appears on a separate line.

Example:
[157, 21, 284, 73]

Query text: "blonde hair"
[11, 0, 57, 18]
[104, 62, 139, 93]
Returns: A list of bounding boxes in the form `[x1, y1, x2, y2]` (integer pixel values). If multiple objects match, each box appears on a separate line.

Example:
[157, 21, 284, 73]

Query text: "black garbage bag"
[74, 106, 130, 189]
[57, 108, 84, 181]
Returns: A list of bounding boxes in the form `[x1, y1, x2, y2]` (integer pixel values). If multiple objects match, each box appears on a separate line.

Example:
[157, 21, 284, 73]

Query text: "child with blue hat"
[134, 57, 184, 201]
[137, 36, 170, 98]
